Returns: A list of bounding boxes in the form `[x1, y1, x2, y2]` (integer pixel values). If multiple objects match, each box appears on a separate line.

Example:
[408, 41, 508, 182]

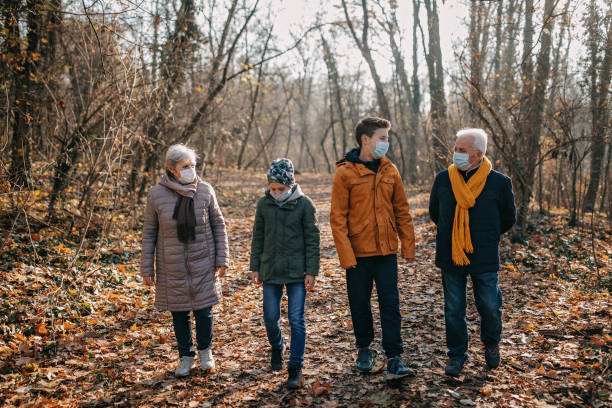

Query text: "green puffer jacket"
[249, 184, 320, 284]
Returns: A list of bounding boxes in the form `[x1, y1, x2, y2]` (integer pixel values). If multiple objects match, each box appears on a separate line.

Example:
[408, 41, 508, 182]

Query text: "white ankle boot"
[198, 348, 215, 371]
[175, 356, 194, 377]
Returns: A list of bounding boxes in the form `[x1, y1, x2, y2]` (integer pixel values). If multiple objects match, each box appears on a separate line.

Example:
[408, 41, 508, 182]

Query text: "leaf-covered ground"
[1, 170, 611, 407]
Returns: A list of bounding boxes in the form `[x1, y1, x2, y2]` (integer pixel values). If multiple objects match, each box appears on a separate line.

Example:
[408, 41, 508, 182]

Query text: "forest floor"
[0, 169, 611, 407]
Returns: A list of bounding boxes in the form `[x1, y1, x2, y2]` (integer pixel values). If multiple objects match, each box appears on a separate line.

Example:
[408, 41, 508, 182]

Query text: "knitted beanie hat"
[267, 158, 295, 186]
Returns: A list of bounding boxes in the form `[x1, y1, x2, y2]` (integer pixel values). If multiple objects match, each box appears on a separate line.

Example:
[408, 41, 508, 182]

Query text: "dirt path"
[1, 170, 609, 407]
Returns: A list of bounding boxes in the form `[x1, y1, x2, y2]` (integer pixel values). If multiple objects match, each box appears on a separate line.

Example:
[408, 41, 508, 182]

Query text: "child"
[330, 117, 416, 377]
[249, 158, 320, 389]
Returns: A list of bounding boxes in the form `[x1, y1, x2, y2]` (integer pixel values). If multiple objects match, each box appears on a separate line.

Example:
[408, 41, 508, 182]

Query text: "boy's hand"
[249, 271, 261, 285]
[216, 266, 227, 277]
[305, 275, 316, 291]
[143, 276, 154, 286]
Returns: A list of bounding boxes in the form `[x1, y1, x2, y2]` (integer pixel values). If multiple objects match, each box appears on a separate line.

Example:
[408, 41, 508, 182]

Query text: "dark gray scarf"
[172, 195, 196, 243]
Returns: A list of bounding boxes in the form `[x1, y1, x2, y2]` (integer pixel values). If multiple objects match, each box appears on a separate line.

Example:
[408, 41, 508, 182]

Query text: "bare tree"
[6, 0, 45, 188]
[583, 1, 611, 211]
[420, 0, 449, 172]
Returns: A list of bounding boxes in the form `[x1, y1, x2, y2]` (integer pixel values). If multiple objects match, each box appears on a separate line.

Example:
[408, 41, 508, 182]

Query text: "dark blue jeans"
[263, 282, 306, 368]
[442, 268, 502, 362]
[346, 254, 403, 358]
[171, 307, 213, 357]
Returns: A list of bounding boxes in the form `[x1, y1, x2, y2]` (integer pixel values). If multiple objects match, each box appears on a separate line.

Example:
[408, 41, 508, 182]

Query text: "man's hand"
[346, 265, 357, 270]
[305, 275, 316, 291]
[249, 271, 261, 285]
[143, 276, 154, 286]
[216, 266, 228, 278]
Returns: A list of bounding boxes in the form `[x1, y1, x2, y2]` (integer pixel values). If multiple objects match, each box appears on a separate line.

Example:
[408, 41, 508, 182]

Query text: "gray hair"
[165, 144, 198, 168]
[456, 128, 487, 154]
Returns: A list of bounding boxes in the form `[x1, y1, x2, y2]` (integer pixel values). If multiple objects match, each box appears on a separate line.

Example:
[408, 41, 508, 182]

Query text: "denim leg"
[373, 255, 403, 358]
[442, 268, 468, 361]
[286, 283, 306, 368]
[346, 260, 375, 349]
[262, 283, 284, 349]
[193, 307, 213, 350]
[471, 271, 503, 346]
[171, 311, 195, 357]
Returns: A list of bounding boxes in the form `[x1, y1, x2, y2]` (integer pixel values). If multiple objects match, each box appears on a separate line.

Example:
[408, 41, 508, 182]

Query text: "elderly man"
[429, 128, 516, 377]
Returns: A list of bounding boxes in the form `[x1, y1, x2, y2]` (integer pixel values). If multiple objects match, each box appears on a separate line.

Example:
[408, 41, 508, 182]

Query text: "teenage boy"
[330, 116, 416, 376]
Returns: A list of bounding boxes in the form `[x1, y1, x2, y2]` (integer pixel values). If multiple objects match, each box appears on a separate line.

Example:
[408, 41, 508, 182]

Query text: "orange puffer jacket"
[330, 156, 415, 269]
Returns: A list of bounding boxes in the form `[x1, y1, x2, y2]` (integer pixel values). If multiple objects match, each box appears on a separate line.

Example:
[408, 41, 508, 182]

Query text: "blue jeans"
[171, 308, 213, 357]
[346, 254, 403, 358]
[263, 283, 306, 368]
[442, 268, 502, 362]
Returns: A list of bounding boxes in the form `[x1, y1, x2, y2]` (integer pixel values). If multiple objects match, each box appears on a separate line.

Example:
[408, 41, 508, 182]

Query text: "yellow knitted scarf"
[448, 156, 492, 266]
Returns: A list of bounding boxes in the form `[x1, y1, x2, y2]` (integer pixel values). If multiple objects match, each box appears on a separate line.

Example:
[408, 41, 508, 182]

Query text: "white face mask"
[452, 152, 472, 171]
[372, 141, 389, 159]
[179, 167, 197, 184]
[272, 188, 292, 202]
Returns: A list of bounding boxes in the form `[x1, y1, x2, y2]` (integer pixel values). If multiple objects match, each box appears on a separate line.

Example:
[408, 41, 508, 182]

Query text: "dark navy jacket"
[429, 165, 516, 273]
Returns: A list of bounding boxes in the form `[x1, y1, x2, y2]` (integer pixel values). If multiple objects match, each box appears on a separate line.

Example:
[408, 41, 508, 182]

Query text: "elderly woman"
[140, 144, 229, 377]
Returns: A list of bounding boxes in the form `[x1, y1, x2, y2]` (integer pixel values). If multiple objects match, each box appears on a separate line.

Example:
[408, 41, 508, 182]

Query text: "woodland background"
[0, 0, 610, 407]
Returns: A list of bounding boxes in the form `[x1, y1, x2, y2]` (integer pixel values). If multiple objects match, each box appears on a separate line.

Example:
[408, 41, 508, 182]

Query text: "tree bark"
[421, 0, 449, 172]
[584, 2, 612, 210]
[7, 0, 43, 189]
[513, 0, 556, 239]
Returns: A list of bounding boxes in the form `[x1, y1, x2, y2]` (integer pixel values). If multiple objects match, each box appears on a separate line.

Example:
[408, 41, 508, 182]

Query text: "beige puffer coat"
[140, 175, 229, 311]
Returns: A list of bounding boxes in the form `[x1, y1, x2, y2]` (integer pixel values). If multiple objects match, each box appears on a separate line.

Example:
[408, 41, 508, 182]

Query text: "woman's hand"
[216, 266, 227, 278]
[143, 276, 154, 286]
[305, 275, 316, 291]
[249, 271, 261, 285]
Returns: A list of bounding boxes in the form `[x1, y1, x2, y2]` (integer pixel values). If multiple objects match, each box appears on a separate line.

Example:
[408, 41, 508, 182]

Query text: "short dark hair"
[355, 117, 391, 147]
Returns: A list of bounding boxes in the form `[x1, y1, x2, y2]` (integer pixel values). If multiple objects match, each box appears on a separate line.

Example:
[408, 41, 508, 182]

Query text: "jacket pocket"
[380, 178, 395, 198]
[349, 219, 369, 237]
[348, 219, 377, 253]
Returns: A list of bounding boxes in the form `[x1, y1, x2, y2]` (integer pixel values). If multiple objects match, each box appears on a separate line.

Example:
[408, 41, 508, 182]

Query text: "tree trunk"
[584, 2, 612, 210]
[513, 0, 556, 239]
[321, 34, 348, 158]
[7, 0, 43, 189]
[384, 2, 417, 181]
[237, 27, 272, 168]
[341, 0, 398, 166]
[422, 0, 449, 172]
[136, 0, 198, 199]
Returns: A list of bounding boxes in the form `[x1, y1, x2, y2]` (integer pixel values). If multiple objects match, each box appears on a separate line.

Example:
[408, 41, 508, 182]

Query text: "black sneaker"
[386, 356, 415, 377]
[485, 344, 500, 369]
[286, 365, 303, 389]
[270, 344, 284, 371]
[355, 347, 374, 372]
[445, 358, 465, 377]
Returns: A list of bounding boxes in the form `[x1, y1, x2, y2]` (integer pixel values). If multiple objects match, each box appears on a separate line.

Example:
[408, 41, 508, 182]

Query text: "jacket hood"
[344, 147, 362, 163]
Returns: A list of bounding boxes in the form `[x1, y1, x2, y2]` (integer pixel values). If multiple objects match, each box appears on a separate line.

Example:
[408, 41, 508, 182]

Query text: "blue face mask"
[372, 141, 389, 159]
[272, 187, 292, 202]
[453, 152, 472, 170]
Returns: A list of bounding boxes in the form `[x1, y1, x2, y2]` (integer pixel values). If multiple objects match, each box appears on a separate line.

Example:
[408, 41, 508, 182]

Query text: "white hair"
[165, 144, 197, 168]
[456, 128, 487, 154]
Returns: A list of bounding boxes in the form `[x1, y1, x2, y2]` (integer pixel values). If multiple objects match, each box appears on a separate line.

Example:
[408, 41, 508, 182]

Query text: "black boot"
[286, 365, 303, 389]
[485, 344, 500, 369]
[445, 358, 465, 377]
[270, 344, 284, 371]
